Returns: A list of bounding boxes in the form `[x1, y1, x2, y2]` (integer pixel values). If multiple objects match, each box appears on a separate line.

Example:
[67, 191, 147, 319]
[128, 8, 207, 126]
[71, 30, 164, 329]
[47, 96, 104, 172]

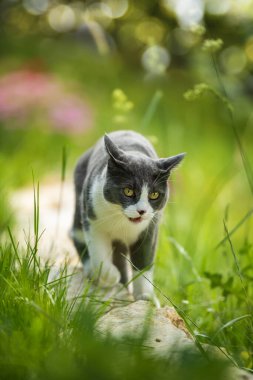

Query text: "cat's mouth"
[128, 217, 143, 223]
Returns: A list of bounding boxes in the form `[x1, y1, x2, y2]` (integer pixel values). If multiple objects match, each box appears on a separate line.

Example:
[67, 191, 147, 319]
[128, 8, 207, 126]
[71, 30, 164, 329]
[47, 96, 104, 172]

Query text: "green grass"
[0, 35, 253, 376]
[0, 233, 232, 380]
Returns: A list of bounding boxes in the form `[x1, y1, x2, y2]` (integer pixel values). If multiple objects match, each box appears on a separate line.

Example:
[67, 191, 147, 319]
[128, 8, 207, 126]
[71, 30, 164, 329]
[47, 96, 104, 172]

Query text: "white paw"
[95, 263, 121, 288]
[135, 292, 160, 308]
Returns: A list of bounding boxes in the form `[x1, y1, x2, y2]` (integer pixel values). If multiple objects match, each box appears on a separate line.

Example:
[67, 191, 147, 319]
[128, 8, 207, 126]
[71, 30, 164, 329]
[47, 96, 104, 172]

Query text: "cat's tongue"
[129, 217, 142, 223]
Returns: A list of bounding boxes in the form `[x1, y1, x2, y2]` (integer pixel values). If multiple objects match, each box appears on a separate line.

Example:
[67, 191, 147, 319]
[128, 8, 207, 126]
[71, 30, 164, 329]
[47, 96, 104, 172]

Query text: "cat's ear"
[157, 153, 186, 174]
[104, 134, 126, 166]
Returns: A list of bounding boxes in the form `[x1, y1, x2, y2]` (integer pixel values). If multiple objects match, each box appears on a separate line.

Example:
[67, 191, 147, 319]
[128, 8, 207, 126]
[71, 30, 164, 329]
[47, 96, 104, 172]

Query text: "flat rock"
[96, 300, 193, 355]
[96, 301, 253, 380]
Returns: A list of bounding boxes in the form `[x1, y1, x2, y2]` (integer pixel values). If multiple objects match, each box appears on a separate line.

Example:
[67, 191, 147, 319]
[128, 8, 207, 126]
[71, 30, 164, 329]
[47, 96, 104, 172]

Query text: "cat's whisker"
[151, 172, 169, 187]
[152, 176, 170, 187]
[91, 212, 123, 229]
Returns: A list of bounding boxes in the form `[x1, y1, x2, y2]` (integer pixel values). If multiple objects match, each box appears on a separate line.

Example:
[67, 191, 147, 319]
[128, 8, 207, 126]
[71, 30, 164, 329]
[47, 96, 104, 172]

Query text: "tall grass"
[0, 228, 232, 380]
[154, 40, 253, 371]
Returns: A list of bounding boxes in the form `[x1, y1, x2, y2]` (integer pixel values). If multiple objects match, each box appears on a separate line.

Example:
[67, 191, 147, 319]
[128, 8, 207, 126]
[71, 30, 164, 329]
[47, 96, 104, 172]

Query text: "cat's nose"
[137, 209, 146, 216]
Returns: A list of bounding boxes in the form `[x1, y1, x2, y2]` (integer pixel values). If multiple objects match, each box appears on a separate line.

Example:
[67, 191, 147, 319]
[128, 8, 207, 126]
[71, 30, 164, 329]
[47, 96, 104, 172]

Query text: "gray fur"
[130, 217, 159, 270]
[112, 240, 128, 283]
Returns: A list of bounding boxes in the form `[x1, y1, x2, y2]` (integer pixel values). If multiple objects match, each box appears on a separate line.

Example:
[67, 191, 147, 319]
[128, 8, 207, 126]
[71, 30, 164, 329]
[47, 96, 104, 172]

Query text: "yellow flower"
[112, 89, 127, 102]
[202, 38, 223, 53]
[184, 83, 209, 101]
[190, 24, 206, 36]
[112, 88, 134, 114]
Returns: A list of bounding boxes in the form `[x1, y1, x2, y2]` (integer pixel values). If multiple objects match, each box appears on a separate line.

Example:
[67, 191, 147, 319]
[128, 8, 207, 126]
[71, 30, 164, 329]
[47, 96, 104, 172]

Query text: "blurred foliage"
[1, 0, 253, 79]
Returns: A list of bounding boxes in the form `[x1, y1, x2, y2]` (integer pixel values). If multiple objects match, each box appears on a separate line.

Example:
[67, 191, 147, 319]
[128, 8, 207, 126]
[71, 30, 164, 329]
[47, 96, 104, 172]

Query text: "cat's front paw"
[135, 292, 160, 308]
[96, 263, 121, 288]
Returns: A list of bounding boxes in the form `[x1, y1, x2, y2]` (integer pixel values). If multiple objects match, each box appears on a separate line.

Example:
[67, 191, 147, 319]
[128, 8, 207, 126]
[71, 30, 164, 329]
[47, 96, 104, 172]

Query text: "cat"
[71, 130, 185, 306]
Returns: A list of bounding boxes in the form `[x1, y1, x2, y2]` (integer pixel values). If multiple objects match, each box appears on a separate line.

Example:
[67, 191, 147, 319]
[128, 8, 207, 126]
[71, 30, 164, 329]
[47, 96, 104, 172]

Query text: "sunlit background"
[1, 0, 253, 178]
[0, 0, 253, 370]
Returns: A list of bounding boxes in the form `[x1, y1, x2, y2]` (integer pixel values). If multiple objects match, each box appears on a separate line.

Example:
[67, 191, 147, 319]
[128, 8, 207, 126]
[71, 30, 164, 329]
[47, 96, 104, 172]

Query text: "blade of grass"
[25, 299, 62, 327]
[213, 314, 251, 340]
[215, 208, 253, 249]
[50, 146, 68, 253]
[223, 220, 245, 287]
[32, 172, 40, 254]
[7, 227, 22, 267]
[211, 51, 253, 195]
[123, 262, 153, 288]
[141, 90, 163, 129]
[43, 271, 80, 288]
[223, 220, 252, 319]
[61, 146, 67, 182]
[0, 273, 22, 296]
[168, 237, 202, 281]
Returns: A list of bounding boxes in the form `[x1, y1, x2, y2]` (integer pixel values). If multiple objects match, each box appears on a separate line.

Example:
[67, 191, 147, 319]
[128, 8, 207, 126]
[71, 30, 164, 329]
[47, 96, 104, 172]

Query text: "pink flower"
[49, 97, 93, 133]
[0, 69, 93, 134]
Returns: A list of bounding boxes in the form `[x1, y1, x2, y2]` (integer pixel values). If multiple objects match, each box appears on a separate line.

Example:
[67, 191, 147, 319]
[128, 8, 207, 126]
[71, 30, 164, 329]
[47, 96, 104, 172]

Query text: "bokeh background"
[0, 0, 253, 369]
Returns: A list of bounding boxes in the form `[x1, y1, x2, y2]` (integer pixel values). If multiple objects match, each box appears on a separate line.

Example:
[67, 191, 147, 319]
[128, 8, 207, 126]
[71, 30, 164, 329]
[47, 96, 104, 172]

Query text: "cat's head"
[103, 135, 185, 224]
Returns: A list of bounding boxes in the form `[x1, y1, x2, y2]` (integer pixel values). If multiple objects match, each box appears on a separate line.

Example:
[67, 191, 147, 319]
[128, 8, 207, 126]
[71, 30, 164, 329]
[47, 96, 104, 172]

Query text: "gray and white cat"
[71, 130, 185, 306]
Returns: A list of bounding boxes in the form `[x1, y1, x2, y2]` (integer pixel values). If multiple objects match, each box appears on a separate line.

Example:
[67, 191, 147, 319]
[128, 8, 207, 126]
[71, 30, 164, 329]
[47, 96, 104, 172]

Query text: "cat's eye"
[124, 187, 135, 197]
[149, 191, 160, 200]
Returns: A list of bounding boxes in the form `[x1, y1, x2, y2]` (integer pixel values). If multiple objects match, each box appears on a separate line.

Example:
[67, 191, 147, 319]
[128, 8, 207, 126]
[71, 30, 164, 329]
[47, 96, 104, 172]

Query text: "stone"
[96, 301, 253, 380]
[97, 300, 194, 355]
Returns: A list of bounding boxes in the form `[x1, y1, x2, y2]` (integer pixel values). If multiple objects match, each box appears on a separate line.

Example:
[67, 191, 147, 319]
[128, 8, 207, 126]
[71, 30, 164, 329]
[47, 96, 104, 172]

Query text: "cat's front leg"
[87, 229, 121, 288]
[130, 224, 160, 308]
[132, 269, 160, 308]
